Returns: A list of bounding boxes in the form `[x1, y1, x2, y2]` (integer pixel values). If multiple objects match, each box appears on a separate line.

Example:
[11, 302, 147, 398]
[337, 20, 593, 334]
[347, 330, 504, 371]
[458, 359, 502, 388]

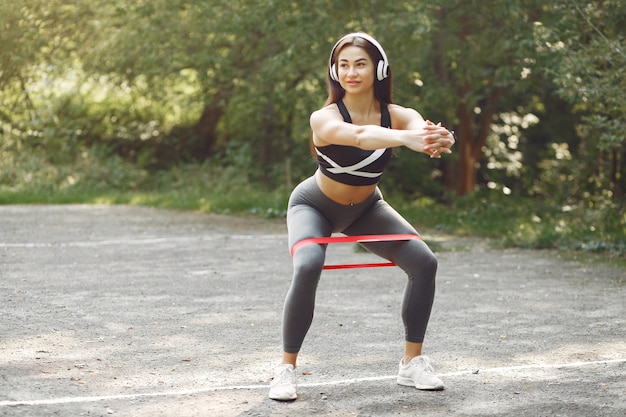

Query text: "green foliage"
[536, 0, 626, 199]
[1, 0, 624, 255]
[0, 0, 92, 89]
[380, 150, 448, 199]
[393, 188, 625, 256]
[0, 140, 148, 196]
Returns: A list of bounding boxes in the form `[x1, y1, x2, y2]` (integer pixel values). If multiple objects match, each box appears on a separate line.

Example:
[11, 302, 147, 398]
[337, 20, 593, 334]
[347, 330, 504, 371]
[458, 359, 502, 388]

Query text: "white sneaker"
[397, 355, 445, 391]
[268, 364, 297, 401]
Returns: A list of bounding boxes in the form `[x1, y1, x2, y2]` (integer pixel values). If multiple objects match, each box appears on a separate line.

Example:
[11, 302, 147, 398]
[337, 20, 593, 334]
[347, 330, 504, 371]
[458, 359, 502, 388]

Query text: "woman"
[269, 32, 455, 401]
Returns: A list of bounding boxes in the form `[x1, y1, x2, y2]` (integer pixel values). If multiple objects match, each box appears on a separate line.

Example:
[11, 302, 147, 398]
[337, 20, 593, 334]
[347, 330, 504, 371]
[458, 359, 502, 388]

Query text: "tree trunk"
[457, 134, 477, 195]
[455, 100, 477, 195]
[454, 86, 507, 195]
[193, 101, 225, 155]
[611, 148, 623, 199]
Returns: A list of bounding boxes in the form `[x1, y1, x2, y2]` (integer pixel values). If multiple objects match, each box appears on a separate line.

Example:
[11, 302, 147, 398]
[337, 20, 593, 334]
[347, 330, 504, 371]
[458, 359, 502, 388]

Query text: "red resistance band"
[290, 234, 423, 270]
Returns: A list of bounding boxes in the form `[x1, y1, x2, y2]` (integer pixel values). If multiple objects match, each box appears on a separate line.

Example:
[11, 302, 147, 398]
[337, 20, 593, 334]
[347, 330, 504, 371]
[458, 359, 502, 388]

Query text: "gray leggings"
[283, 176, 438, 353]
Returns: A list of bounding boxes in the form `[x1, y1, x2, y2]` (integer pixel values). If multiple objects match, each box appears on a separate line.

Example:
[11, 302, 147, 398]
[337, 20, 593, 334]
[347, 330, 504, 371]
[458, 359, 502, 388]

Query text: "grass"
[389, 191, 626, 267]
[1, 161, 624, 268]
[0, 186, 289, 218]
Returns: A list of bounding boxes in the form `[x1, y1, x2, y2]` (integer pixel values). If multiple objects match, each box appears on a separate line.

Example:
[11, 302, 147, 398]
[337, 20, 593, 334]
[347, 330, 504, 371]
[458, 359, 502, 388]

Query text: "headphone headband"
[329, 32, 389, 82]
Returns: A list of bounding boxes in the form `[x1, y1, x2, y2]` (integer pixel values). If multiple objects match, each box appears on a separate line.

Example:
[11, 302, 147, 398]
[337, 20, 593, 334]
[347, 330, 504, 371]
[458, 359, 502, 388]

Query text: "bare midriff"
[314, 170, 378, 206]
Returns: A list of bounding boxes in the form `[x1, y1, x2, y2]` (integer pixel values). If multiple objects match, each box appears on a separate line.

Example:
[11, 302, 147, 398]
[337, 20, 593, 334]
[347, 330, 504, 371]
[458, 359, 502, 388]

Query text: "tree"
[540, 0, 626, 200]
[3, 0, 621, 203]
[393, 0, 542, 195]
[0, 0, 94, 118]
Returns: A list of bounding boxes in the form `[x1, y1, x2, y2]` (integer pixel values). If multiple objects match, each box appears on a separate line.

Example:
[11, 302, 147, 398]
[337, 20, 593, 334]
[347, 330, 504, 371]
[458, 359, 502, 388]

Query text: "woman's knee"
[420, 247, 438, 272]
[398, 242, 438, 278]
[292, 244, 325, 282]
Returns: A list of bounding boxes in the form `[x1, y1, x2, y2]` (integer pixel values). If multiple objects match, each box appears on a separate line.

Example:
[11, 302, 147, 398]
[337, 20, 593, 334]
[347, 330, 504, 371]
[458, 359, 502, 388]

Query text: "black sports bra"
[315, 100, 392, 186]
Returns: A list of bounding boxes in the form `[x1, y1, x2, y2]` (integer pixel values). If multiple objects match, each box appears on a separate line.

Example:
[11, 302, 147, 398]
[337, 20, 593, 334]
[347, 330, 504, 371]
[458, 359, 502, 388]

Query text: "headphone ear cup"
[377, 60, 388, 81]
[330, 63, 338, 82]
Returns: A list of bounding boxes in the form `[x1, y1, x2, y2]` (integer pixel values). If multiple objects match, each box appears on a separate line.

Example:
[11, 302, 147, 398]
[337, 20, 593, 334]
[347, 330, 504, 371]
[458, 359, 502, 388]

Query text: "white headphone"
[329, 32, 389, 82]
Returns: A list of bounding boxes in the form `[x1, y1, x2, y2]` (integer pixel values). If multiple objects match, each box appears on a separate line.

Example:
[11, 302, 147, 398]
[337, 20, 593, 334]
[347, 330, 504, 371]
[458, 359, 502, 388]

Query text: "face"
[336, 45, 375, 93]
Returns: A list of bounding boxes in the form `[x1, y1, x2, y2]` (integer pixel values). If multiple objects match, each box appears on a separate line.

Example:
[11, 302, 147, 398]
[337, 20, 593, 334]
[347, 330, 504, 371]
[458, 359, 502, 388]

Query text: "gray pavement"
[0, 204, 624, 416]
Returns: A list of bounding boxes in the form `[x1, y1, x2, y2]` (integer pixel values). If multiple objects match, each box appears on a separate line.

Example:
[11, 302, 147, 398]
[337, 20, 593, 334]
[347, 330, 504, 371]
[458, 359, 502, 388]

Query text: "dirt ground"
[0, 204, 624, 417]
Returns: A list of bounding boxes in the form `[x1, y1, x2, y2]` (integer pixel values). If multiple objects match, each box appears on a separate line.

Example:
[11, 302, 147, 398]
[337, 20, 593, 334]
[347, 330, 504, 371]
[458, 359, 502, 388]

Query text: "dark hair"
[324, 34, 393, 107]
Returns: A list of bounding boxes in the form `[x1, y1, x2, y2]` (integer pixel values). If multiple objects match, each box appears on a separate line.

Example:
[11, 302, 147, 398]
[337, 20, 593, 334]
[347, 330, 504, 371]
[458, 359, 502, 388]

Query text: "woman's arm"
[310, 104, 454, 157]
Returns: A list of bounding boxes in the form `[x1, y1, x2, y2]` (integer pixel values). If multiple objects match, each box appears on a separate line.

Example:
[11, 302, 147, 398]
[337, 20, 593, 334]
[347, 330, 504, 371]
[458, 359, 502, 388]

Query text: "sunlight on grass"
[1, 172, 623, 262]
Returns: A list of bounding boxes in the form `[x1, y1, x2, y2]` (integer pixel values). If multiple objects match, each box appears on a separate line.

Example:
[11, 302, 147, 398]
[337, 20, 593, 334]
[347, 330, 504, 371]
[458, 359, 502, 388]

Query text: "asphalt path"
[1, 205, 624, 416]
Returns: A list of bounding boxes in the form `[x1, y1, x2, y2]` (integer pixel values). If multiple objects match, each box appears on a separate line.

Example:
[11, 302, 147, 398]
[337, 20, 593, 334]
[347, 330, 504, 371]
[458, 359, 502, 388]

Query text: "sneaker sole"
[397, 376, 445, 391]
[268, 390, 298, 401]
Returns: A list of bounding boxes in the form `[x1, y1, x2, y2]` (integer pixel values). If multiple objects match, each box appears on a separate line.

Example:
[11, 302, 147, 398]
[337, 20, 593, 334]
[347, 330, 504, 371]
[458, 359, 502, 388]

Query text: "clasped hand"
[423, 120, 455, 159]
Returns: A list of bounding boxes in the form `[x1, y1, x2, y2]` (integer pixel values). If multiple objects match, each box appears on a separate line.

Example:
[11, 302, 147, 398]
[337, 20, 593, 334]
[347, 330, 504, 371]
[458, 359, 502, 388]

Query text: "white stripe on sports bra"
[315, 148, 386, 178]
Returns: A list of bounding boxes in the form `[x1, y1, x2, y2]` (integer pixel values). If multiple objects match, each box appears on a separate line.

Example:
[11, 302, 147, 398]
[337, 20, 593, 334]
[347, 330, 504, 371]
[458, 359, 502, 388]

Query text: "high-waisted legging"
[282, 176, 438, 353]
